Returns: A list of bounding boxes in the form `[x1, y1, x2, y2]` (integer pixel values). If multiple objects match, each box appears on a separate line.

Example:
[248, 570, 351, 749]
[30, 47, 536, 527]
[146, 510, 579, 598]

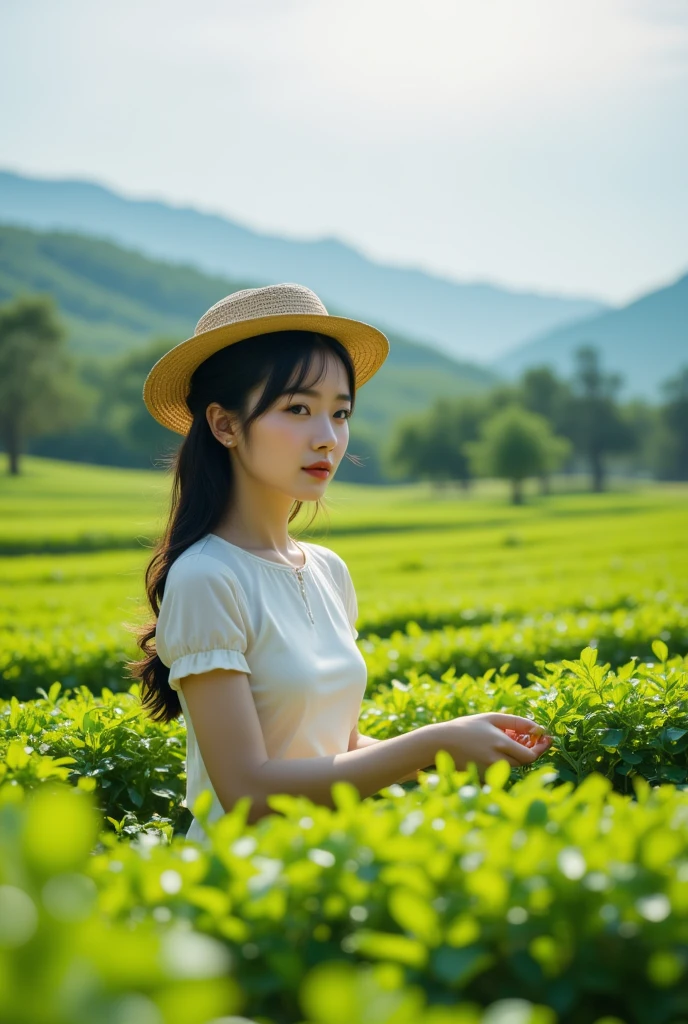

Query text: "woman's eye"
[287, 405, 351, 419]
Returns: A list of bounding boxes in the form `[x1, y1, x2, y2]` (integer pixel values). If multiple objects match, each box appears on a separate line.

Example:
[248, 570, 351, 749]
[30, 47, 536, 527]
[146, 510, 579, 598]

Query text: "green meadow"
[3, 456, 687, 629]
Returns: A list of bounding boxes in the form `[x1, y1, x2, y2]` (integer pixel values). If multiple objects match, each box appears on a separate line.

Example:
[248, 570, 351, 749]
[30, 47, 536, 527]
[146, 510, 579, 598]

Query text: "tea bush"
[0, 780, 568, 1024]
[3, 598, 687, 702]
[0, 783, 246, 1024]
[2, 648, 686, 833]
[3, 764, 686, 1023]
[361, 644, 688, 791]
[361, 599, 688, 687]
[0, 681, 190, 831]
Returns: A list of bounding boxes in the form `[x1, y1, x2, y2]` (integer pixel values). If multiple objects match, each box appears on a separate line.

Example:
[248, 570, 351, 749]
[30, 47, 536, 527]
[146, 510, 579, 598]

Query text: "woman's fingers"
[480, 738, 552, 778]
[497, 733, 538, 764]
[488, 713, 551, 739]
[497, 729, 554, 763]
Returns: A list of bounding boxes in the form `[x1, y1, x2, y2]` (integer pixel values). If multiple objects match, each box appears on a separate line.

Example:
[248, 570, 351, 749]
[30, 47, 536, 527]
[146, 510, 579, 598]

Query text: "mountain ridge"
[0, 223, 500, 451]
[0, 168, 608, 362]
[493, 267, 688, 399]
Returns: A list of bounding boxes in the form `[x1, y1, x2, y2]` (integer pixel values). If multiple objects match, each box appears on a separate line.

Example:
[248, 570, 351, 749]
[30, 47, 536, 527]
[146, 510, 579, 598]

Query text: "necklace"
[293, 563, 315, 624]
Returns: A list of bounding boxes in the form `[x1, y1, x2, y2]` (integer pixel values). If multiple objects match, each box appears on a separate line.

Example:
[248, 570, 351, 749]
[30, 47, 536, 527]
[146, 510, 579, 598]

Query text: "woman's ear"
[206, 402, 238, 447]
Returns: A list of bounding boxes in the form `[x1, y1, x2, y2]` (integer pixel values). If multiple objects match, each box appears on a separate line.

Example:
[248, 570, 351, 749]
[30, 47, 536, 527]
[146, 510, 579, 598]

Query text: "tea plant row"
[2, 646, 686, 834]
[2, 597, 686, 702]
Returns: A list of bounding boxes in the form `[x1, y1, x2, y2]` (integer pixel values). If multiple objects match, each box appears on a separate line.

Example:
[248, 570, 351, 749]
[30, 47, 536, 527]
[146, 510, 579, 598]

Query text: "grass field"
[3, 456, 687, 634]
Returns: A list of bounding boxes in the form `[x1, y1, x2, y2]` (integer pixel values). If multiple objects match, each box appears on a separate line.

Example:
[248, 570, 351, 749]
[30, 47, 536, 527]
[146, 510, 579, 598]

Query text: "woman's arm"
[181, 667, 447, 825]
[349, 726, 426, 783]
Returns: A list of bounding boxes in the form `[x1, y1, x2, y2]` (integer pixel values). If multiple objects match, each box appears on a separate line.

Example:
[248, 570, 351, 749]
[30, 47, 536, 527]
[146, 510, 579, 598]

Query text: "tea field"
[1, 456, 687, 1024]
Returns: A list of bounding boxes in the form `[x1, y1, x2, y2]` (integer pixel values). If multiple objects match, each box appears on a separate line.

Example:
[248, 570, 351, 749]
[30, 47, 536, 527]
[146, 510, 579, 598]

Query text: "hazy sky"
[2, 0, 687, 305]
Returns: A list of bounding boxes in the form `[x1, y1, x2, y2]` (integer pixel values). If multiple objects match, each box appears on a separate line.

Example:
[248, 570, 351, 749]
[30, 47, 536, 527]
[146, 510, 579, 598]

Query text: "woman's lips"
[302, 468, 330, 479]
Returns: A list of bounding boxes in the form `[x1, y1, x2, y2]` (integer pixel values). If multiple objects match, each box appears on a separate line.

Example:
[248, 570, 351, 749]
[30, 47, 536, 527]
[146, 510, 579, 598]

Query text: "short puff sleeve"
[155, 553, 251, 691]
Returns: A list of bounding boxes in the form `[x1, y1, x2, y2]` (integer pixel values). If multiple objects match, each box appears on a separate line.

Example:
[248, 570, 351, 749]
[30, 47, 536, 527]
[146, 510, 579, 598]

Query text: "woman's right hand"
[431, 712, 553, 779]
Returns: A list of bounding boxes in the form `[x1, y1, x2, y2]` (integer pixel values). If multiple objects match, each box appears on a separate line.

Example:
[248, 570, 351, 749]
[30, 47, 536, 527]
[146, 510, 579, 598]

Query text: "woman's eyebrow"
[289, 388, 352, 402]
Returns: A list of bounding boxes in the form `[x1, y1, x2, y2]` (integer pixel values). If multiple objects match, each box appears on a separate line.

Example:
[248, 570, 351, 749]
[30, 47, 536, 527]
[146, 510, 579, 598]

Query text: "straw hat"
[143, 282, 390, 435]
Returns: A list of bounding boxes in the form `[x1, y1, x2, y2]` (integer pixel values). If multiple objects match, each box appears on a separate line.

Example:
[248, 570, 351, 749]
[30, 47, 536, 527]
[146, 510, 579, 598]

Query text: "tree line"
[1, 293, 687, 501]
[384, 352, 688, 501]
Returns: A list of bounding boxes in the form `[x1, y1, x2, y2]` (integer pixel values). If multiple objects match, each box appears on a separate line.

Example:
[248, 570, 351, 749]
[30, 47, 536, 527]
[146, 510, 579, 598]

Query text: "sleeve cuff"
[168, 648, 251, 691]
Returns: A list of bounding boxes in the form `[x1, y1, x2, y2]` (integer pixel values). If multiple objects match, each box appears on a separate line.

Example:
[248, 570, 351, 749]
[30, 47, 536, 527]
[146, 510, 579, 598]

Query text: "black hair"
[126, 329, 357, 723]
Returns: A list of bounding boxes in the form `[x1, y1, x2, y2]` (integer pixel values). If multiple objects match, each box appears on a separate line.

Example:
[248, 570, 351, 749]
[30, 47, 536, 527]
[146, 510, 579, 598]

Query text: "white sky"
[1, 0, 687, 304]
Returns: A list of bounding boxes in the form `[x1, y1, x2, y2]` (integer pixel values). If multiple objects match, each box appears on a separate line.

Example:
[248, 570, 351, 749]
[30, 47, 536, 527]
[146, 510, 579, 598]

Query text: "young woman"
[130, 282, 552, 843]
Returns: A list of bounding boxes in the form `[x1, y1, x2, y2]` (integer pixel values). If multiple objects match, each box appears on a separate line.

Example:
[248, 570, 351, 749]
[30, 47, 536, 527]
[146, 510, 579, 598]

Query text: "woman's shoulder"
[161, 541, 252, 626]
[301, 541, 350, 578]
[166, 536, 244, 587]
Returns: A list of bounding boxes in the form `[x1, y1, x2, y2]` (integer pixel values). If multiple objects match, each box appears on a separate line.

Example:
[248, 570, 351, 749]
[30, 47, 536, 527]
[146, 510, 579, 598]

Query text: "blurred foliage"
[0, 783, 242, 1024]
[1, 764, 687, 1023]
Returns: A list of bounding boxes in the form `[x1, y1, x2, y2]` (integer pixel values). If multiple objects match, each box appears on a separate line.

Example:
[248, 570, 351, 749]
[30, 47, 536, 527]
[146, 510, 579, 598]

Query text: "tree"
[0, 294, 93, 475]
[518, 365, 575, 493]
[619, 398, 662, 478]
[656, 366, 688, 480]
[101, 337, 181, 465]
[562, 345, 636, 492]
[520, 365, 571, 425]
[424, 397, 485, 490]
[386, 415, 433, 483]
[464, 404, 572, 505]
[386, 396, 485, 489]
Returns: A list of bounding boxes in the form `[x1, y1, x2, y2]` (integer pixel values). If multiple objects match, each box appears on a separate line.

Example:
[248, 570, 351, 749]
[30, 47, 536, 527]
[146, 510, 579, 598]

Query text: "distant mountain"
[0, 224, 499, 439]
[0, 223, 254, 357]
[492, 269, 688, 400]
[0, 168, 608, 362]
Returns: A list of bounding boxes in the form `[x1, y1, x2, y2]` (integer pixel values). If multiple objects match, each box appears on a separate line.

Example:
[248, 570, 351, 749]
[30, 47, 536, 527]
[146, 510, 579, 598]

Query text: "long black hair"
[126, 329, 358, 723]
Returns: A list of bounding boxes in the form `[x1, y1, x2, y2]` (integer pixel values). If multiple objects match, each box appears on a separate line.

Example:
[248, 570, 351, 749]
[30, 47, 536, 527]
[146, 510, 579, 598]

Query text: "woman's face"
[220, 351, 352, 500]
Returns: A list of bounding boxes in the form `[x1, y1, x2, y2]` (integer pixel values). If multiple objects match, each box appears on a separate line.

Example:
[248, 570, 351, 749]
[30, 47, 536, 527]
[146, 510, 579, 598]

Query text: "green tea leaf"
[485, 759, 511, 791]
[600, 729, 625, 749]
[651, 640, 669, 663]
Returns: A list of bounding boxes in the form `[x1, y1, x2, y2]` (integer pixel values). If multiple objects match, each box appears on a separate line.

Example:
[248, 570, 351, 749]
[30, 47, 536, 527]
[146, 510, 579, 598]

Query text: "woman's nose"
[314, 417, 338, 446]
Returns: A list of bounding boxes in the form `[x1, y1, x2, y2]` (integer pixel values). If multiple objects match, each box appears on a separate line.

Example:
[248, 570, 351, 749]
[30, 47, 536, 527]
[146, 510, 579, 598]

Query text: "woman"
[130, 282, 552, 843]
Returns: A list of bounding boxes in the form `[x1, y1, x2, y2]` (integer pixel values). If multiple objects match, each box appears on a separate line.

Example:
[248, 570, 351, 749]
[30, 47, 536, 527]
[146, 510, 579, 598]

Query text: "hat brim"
[142, 312, 390, 435]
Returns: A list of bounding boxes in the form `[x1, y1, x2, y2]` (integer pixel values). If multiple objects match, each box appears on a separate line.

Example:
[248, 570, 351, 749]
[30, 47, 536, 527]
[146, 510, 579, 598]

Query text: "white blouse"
[155, 532, 368, 842]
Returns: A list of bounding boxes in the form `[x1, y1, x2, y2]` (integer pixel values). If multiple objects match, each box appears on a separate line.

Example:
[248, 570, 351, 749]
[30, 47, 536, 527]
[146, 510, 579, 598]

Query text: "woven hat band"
[195, 283, 329, 336]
